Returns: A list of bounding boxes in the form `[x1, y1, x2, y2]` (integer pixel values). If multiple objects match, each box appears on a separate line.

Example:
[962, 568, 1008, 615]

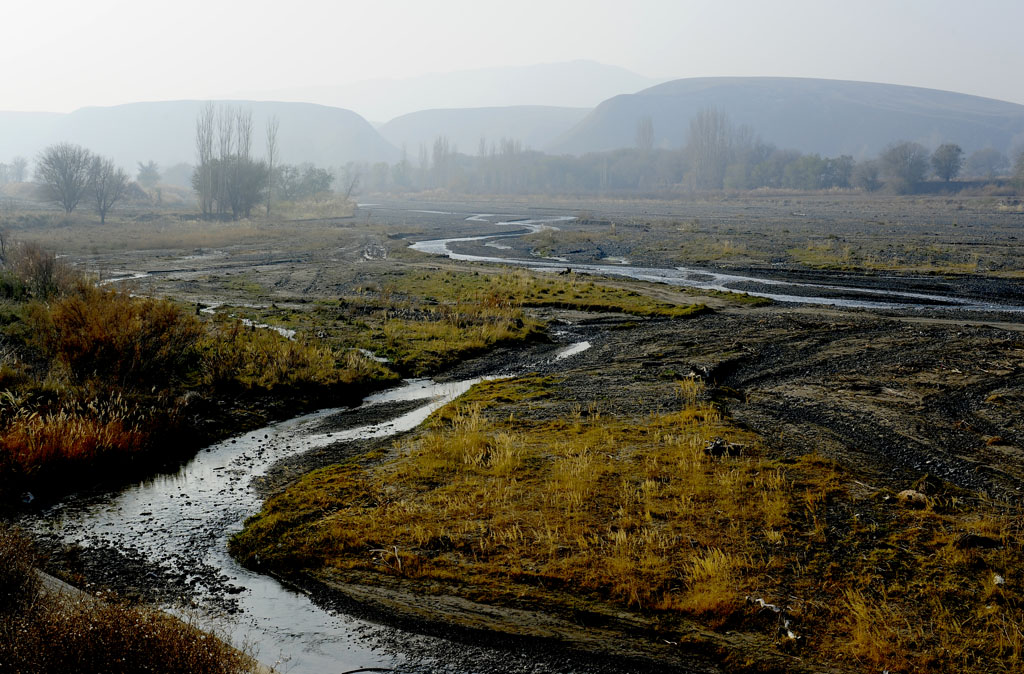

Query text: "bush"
[30, 285, 205, 391]
[5, 242, 79, 299]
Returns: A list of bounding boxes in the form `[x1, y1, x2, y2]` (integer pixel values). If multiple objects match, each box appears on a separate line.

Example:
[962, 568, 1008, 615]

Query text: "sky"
[5, 0, 1024, 114]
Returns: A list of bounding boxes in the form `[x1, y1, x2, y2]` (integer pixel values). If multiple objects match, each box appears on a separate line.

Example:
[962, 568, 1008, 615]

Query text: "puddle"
[554, 341, 592, 360]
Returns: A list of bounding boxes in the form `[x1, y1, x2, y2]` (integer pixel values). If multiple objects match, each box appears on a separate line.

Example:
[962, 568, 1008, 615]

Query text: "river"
[24, 341, 593, 673]
[410, 213, 1024, 313]
[24, 206, 1021, 672]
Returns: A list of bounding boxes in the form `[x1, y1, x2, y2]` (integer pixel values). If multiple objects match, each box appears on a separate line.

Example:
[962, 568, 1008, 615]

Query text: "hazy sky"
[6, 0, 1024, 113]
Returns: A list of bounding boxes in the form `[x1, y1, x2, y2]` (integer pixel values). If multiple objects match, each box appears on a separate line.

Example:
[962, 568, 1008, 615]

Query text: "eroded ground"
[11, 194, 1024, 673]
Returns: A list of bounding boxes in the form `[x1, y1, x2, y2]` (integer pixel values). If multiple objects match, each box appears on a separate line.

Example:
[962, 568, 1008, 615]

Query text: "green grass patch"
[382, 268, 708, 318]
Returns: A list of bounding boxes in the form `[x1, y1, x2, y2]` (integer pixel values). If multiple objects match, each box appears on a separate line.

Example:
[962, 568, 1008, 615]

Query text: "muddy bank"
[241, 303, 1022, 672]
[24, 299, 1024, 672]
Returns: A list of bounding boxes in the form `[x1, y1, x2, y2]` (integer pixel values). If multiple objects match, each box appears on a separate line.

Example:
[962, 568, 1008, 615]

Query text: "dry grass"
[234, 375, 1024, 673]
[0, 525, 258, 674]
[234, 378, 776, 623]
[14, 212, 360, 256]
[0, 409, 147, 478]
[384, 268, 708, 318]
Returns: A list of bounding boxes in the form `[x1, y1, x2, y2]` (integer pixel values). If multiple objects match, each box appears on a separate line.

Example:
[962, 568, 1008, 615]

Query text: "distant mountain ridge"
[379, 106, 590, 155]
[5, 76, 1024, 180]
[235, 61, 661, 123]
[548, 77, 1024, 157]
[0, 100, 399, 171]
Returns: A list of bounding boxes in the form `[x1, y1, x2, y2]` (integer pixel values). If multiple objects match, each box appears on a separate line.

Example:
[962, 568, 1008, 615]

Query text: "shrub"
[30, 285, 205, 391]
[5, 242, 79, 299]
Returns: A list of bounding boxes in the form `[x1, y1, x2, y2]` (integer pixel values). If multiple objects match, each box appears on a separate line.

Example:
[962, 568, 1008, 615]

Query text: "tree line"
[21, 103, 340, 222]
[19, 106, 1024, 214]
[343, 108, 1024, 197]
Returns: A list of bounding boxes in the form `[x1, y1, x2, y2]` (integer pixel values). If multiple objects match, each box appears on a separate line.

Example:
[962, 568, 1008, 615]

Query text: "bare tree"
[35, 143, 94, 214]
[635, 116, 654, 152]
[195, 102, 216, 215]
[688, 108, 732, 190]
[341, 167, 360, 201]
[10, 157, 27, 183]
[89, 156, 129, 223]
[192, 103, 269, 219]
[265, 115, 279, 215]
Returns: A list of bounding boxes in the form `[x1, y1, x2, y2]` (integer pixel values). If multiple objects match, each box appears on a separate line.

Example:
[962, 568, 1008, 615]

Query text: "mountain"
[379, 106, 590, 155]
[237, 61, 661, 123]
[548, 77, 1024, 157]
[0, 101, 399, 171]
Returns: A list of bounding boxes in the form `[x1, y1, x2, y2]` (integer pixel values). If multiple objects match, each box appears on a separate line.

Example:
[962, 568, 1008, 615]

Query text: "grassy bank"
[0, 525, 259, 674]
[218, 267, 708, 377]
[233, 375, 1024, 673]
[2, 247, 709, 501]
[0, 246, 399, 503]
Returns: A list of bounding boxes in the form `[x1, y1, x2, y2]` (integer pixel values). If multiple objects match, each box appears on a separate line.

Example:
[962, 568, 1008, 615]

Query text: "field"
[4, 192, 1024, 673]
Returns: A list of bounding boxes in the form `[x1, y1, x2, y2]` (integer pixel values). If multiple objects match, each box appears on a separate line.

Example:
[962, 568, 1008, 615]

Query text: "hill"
[0, 101, 399, 172]
[548, 77, 1024, 157]
[237, 61, 660, 123]
[378, 106, 590, 155]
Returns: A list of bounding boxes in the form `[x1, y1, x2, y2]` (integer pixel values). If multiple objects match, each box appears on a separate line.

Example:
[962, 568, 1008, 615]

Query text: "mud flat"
[16, 195, 1024, 672]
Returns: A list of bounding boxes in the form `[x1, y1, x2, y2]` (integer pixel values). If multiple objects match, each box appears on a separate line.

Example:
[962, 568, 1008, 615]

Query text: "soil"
[14, 194, 1024, 672]
[223, 299, 1024, 673]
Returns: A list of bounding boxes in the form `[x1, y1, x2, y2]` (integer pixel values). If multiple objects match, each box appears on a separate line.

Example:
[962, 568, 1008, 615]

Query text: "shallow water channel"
[26, 339, 594, 673]
[411, 213, 1024, 313]
[29, 379, 482, 672]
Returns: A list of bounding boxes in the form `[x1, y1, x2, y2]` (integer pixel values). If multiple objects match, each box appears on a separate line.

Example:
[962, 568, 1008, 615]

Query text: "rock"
[896, 489, 928, 507]
[705, 438, 743, 458]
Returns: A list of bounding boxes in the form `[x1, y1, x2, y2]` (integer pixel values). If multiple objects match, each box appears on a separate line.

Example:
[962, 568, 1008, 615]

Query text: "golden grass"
[0, 410, 147, 477]
[234, 379, 775, 622]
[234, 375, 1024, 672]
[382, 268, 707, 318]
[0, 525, 257, 674]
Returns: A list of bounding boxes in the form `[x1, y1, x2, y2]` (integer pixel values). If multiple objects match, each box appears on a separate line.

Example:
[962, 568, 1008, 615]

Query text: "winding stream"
[28, 379, 483, 672]
[25, 339, 593, 673]
[411, 213, 1024, 313]
[27, 206, 1021, 671]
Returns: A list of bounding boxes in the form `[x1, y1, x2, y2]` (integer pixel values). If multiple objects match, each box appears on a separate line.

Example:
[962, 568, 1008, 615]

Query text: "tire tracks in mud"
[680, 309, 1024, 500]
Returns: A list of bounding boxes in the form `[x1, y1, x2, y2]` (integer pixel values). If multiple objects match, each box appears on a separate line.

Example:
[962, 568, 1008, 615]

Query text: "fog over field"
[4, 3, 1024, 674]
